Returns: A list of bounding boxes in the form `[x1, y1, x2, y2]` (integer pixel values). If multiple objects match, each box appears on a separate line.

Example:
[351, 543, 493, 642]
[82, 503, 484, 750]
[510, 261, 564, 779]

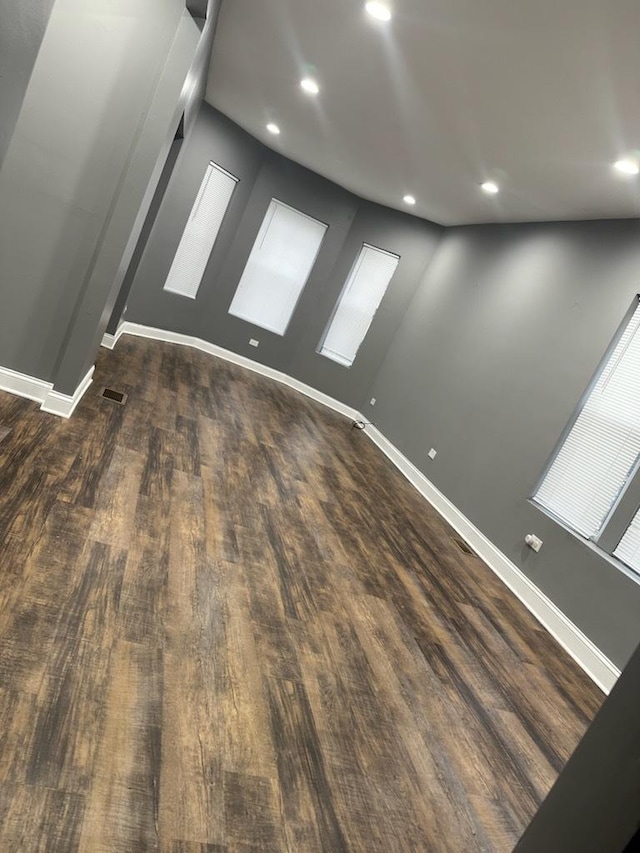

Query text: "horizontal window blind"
[535, 300, 640, 538]
[163, 161, 237, 299]
[228, 199, 327, 335]
[320, 244, 399, 367]
[614, 506, 640, 572]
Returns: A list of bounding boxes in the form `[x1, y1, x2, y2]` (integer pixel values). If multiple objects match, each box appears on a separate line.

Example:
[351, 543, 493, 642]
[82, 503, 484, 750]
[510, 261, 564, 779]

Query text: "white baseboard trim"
[106, 322, 362, 422]
[0, 363, 95, 418]
[0, 365, 53, 404]
[41, 366, 95, 419]
[101, 332, 119, 350]
[105, 322, 620, 693]
[364, 425, 621, 694]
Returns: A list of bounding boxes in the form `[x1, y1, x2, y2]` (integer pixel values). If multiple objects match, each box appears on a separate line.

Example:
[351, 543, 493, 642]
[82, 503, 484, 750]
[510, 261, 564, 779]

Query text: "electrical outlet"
[249, 339, 259, 347]
[369, 398, 376, 406]
[525, 534, 543, 552]
[428, 448, 437, 460]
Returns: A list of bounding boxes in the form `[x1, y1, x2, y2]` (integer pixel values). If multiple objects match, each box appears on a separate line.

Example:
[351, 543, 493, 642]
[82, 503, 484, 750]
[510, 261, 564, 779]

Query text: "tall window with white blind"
[228, 199, 327, 335]
[319, 244, 399, 367]
[535, 298, 640, 550]
[163, 161, 237, 299]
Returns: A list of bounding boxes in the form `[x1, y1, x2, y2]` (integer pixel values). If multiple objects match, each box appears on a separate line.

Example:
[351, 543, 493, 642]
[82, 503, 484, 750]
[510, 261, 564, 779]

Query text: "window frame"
[531, 295, 640, 579]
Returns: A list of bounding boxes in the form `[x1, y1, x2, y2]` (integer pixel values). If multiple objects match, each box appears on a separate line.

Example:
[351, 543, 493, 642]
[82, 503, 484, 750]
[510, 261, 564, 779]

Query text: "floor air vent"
[452, 537, 475, 556]
[101, 388, 127, 405]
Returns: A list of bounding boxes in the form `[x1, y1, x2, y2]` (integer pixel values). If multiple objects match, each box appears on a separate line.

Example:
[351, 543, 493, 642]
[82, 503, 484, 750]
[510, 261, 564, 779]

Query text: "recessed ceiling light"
[403, 194, 416, 205]
[365, 1, 392, 21]
[266, 123, 280, 135]
[300, 78, 320, 95]
[614, 158, 639, 176]
[481, 181, 499, 195]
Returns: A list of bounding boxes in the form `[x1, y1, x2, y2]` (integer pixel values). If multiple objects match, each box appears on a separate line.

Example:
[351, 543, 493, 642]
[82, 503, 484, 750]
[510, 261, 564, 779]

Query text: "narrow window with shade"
[163, 161, 238, 299]
[319, 243, 399, 368]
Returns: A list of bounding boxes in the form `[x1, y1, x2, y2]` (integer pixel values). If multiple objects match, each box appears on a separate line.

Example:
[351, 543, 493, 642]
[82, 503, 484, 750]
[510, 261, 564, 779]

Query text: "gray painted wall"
[0, 0, 220, 396]
[124, 104, 443, 409]
[52, 4, 223, 396]
[106, 135, 185, 340]
[367, 220, 640, 668]
[0, 0, 184, 382]
[286, 201, 441, 407]
[0, 0, 56, 171]
[105, 0, 223, 344]
[120, 106, 267, 336]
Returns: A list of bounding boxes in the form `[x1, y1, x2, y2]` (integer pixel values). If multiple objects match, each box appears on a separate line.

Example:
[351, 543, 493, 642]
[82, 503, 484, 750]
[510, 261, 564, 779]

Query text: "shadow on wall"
[187, 0, 209, 19]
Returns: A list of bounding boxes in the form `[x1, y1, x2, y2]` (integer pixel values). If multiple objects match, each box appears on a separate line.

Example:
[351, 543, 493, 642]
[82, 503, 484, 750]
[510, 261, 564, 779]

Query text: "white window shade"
[163, 161, 237, 299]
[535, 301, 640, 538]
[614, 506, 640, 572]
[320, 244, 399, 367]
[228, 199, 327, 335]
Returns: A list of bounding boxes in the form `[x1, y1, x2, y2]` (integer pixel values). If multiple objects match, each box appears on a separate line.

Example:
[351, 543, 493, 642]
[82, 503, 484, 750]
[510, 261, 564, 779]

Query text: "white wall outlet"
[369, 398, 376, 406]
[525, 533, 543, 552]
[249, 338, 259, 347]
[428, 448, 437, 460]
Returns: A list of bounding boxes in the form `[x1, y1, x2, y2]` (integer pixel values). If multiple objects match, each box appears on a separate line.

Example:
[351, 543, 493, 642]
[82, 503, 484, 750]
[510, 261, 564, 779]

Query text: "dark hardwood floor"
[0, 335, 603, 851]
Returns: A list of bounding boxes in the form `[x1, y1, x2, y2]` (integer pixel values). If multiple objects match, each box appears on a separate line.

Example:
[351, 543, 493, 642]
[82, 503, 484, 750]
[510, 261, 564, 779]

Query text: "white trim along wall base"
[40, 366, 95, 418]
[96, 320, 612, 692]
[101, 332, 119, 350]
[0, 364, 95, 419]
[0, 365, 53, 404]
[364, 426, 621, 696]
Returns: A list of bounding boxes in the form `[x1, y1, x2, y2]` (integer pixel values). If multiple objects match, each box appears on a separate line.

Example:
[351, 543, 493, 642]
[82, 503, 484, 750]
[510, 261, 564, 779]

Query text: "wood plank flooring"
[0, 335, 603, 851]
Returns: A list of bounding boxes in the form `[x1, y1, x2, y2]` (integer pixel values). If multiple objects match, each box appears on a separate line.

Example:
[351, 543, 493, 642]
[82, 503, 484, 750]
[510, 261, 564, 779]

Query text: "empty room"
[1, 0, 640, 850]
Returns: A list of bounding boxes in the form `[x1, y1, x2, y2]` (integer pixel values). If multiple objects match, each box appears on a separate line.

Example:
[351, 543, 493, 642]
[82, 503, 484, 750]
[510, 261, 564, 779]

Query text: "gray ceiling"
[206, 0, 640, 225]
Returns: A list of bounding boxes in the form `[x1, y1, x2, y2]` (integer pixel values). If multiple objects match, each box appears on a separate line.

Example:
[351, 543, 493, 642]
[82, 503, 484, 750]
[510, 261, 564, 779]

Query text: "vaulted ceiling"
[206, 0, 640, 225]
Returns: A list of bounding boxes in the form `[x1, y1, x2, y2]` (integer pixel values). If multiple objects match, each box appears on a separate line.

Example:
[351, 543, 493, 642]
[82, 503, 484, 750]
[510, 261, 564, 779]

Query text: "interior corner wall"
[0, 0, 218, 396]
[0, 0, 57, 171]
[123, 104, 443, 410]
[366, 219, 640, 669]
